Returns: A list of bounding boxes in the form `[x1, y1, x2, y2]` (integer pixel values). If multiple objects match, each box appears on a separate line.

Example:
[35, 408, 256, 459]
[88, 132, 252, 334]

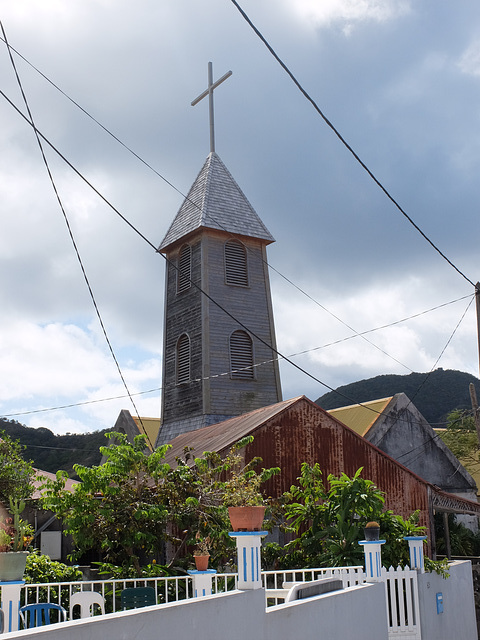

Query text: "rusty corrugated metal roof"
[328, 397, 393, 436]
[162, 396, 303, 465]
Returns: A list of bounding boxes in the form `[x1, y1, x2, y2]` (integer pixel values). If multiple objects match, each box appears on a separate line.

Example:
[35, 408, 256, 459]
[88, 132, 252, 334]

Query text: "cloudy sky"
[0, 0, 479, 435]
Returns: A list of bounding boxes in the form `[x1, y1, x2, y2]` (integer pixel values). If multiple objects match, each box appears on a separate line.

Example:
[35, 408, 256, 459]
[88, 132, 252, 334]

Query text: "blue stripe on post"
[243, 546, 247, 583]
[251, 546, 254, 582]
[369, 551, 373, 578]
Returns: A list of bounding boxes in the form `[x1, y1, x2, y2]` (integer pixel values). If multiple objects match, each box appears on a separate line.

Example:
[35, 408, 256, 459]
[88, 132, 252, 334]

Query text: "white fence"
[13, 565, 419, 638]
[382, 566, 421, 640]
[20, 573, 236, 614]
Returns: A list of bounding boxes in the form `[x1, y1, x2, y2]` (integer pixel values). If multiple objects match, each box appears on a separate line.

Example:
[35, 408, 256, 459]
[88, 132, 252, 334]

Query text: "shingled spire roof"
[159, 152, 274, 252]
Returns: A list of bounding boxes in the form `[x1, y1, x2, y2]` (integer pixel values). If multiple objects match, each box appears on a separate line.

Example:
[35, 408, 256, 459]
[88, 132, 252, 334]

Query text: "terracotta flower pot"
[194, 555, 210, 571]
[0, 551, 29, 581]
[228, 506, 266, 532]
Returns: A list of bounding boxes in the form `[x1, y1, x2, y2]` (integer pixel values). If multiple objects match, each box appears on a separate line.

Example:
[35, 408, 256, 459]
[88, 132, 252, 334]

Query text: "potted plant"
[364, 521, 381, 541]
[193, 532, 210, 571]
[221, 437, 280, 532]
[0, 498, 34, 581]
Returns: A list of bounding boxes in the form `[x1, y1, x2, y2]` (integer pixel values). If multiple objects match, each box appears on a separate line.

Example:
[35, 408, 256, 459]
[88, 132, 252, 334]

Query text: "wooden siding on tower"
[162, 240, 203, 424]
[205, 232, 281, 416]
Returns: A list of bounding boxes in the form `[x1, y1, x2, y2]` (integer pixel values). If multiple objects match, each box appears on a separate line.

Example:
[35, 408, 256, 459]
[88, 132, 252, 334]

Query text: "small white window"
[230, 330, 254, 379]
[176, 333, 191, 384]
[177, 244, 191, 293]
[225, 240, 248, 286]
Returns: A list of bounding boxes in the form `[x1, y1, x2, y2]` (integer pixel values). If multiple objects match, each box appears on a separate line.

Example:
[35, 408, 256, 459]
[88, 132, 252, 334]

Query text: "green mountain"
[316, 368, 480, 426]
[0, 419, 110, 477]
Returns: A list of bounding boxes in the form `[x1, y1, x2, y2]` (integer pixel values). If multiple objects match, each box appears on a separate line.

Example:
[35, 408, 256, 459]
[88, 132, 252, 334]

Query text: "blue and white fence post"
[0, 580, 24, 633]
[229, 531, 268, 590]
[404, 536, 427, 573]
[358, 540, 386, 582]
[187, 569, 217, 598]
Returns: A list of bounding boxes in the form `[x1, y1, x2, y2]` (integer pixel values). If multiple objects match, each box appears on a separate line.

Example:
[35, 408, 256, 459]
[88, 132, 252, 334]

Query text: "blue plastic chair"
[19, 603, 67, 628]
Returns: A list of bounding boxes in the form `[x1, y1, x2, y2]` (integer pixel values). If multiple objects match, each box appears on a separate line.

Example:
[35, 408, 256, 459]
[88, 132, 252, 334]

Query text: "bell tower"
[156, 65, 282, 446]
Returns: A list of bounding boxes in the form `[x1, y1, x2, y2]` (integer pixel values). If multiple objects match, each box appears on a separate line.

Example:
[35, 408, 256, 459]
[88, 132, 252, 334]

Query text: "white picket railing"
[263, 566, 366, 605]
[13, 564, 421, 639]
[382, 566, 421, 640]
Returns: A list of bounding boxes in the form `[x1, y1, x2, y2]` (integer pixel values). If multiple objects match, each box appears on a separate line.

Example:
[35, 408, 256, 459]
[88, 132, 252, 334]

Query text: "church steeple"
[160, 152, 274, 252]
[155, 66, 282, 447]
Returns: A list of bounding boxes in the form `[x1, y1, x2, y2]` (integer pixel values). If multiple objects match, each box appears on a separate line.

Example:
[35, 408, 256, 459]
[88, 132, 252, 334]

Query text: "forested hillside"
[316, 368, 480, 426]
[0, 419, 109, 477]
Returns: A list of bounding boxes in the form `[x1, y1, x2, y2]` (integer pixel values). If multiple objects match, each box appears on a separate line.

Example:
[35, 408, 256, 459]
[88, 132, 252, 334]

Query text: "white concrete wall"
[266, 582, 388, 640]
[2, 583, 388, 640]
[4, 590, 265, 640]
[417, 560, 477, 640]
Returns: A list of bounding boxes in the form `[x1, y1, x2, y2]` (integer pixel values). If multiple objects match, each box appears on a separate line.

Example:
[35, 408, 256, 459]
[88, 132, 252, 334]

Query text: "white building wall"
[266, 582, 388, 640]
[417, 560, 477, 640]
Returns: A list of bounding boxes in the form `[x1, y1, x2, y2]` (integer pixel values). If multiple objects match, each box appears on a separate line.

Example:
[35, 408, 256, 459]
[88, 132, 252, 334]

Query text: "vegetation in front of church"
[37, 433, 450, 578]
[24, 549, 83, 584]
[0, 430, 35, 505]
[438, 409, 480, 477]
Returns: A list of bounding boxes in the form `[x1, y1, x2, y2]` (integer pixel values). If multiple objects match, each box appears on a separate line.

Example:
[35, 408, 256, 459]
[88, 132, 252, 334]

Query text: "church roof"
[159, 152, 274, 251]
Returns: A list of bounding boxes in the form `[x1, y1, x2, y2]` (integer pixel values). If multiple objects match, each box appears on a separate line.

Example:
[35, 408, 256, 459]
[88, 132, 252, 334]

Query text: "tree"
[41, 432, 172, 573]
[282, 465, 385, 567]
[0, 429, 35, 507]
[265, 466, 430, 571]
[439, 409, 480, 476]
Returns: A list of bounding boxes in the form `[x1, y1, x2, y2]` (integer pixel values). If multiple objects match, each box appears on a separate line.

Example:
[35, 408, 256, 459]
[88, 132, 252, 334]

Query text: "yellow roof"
[132, 416, 161, 451]
[328, 397, 393, 436]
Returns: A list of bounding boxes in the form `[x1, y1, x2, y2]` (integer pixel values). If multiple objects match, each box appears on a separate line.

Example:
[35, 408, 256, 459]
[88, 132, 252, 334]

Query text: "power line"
[228, 0, 476, 289]
[1, 295, 473, 420]
[0, 24, 153, 451]
[0, 34, 475, 432]
[0, 39, 443, 377]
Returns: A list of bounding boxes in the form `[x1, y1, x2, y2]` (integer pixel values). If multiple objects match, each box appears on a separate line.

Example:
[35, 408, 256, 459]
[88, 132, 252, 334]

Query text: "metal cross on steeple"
[191, 62, 232, 153]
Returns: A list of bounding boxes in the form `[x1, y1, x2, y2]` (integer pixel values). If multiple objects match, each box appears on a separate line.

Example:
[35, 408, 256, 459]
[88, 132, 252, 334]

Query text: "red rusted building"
[163, 395, 480, 555]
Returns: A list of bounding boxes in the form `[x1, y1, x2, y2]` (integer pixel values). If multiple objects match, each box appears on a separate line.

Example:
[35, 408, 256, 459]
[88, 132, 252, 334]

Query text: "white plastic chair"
[69, 591, 105, 619]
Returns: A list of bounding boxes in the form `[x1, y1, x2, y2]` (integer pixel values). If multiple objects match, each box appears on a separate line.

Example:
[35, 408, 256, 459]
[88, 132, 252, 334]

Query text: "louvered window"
[225, 240, 248, 286]
[176, 333, 191, 384]
[230, 330, 254, 379]
[177, 244, 191, 293]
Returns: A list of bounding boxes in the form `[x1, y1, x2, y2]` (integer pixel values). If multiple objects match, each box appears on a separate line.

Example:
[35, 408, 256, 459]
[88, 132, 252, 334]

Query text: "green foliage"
[217, 436, 280, 507]
[434, 513, 480, 557]
[0, 419, 109, 477]
[24, 549, 82, 583]
[0, 429, 35, 505]
[271, 466, 446, 576]
[439, 410, 480, 476]
[378, 511, 425, 569]
[0, 498, 34, 551]
[317, 369, 480, 426]
[282, 465, 385, 567]
[41, 432, 172, 572]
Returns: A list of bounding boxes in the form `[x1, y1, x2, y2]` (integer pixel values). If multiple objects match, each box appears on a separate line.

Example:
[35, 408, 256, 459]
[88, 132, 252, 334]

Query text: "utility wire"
[4, 295, 473, 418]
[228, 0, 476, 289]
[0, 23, 153, 451]
[0, 36, 474, 428]
[0, 39, 437, 376]
[3, 39, 467, 381]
